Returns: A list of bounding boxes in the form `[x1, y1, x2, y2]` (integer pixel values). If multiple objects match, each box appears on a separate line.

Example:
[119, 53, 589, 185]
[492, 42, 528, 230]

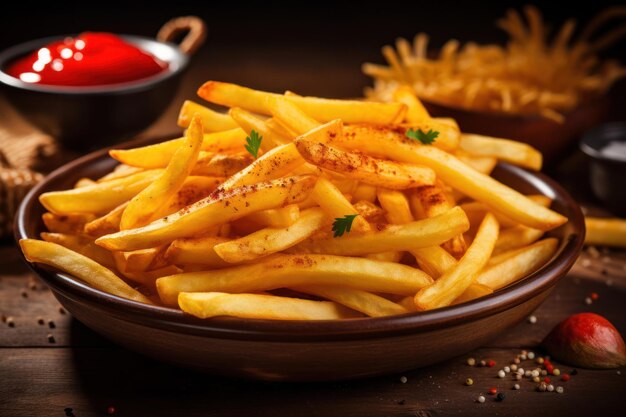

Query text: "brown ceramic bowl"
[14, 137, 585, 381]
[422, 97, 610, 161]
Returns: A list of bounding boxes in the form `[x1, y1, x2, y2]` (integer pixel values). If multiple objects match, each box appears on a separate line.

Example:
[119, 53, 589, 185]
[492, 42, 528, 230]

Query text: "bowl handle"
[157, 16, 207, 55]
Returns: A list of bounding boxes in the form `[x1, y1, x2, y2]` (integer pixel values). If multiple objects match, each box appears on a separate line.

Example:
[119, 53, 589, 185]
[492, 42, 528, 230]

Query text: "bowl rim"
[0, 34, 189, 94]
[579, 122, 626, 164]
[14, 136, 585, 342]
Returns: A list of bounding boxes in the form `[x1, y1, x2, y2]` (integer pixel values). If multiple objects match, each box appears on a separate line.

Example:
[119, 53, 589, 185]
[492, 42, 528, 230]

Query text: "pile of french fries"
[20, 81, 570, 320]
[363, 5, 626, 122]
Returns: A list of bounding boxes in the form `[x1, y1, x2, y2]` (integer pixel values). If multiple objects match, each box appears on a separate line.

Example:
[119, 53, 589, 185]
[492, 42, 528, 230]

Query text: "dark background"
[2, 0, 625, 98]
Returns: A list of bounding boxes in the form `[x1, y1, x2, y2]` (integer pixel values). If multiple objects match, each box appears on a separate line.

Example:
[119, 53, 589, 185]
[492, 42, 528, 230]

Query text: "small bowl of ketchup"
[0, 17, 205, 149]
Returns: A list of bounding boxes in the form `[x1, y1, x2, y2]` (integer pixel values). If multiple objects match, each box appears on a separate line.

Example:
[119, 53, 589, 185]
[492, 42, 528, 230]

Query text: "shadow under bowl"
[580, 122, 626, 216]
[0, 35, 188, 150]
[14, 137, 585, 381]
[423, 97, 610, 161]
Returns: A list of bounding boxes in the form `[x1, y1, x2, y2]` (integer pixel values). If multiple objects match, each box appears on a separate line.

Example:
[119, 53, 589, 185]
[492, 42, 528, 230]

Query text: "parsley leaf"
[332, 214, 359, 238]
[245, 130, 263, 158]
[406, 128, 439, 145]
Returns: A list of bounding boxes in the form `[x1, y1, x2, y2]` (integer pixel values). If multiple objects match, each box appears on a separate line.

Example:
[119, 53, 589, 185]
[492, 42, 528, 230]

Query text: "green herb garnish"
[332, 214, 359, 237]
[406, 128, 439, 145]
[245, 129, 263, 158]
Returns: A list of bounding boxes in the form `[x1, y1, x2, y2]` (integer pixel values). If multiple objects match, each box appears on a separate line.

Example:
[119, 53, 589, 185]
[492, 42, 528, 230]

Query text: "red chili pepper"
[489, 387, 497, 395]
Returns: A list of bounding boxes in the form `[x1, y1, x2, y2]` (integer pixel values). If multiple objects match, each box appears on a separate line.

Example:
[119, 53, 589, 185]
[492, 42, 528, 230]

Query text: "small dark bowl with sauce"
[580, 122, 626, 216]
[0, 18, 204, 150]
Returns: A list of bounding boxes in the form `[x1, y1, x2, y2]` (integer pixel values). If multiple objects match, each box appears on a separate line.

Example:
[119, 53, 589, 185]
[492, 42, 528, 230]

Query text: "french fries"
[414, 213, 499, 310]
[584, 217, 626, 247]
[179, 292, 355, 320]
[24, 79, 567, 321]
[157, 254, 433, 306]
[20, 239, 151, 304]
[120, 115, 203, 230]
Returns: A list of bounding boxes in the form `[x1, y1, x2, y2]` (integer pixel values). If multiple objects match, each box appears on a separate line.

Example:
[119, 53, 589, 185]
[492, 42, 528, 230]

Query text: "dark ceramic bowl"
[423, 97, 609, 161]
[580, 122, 626, 216]
[14, 138, 585, 381]
[0, 35, 189, 149]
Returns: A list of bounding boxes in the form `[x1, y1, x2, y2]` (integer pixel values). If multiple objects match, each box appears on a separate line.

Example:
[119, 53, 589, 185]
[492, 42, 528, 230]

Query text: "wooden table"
[1, 47, 626, 416]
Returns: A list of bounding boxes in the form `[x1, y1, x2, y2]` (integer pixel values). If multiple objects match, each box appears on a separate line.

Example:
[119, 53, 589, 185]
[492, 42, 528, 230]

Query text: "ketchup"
[6, 32, 168, 86]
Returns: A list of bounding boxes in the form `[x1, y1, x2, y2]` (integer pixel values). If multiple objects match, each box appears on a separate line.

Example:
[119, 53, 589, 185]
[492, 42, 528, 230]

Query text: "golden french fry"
[123, 246, 167, 273]
[74, 178, 96, 188]
[336, 131, 566, 231]
[376, 188, 457, 277]
[414, 213, 499, 310]
[197, 81, 406, 124]
[459, 134, 542, 171]
[244, 205, 300, 228]
[83, 203, 128, 237]
[218, 143, 305, 191]
[392, 85, 431, 122]
[293, 285, 409, 317]
[353, 183, 377, 203]
[177, 100, 237, 131]
[178, 292, 356, 320]
[20, 239, 151, 304]
[109, 129, 247, 169]
[477, 238, 558, 290]
[190, 153, 252, 177]
[97, 164, 143, 183]
[294, 206, 469, 256]
[410, 182, 467, 257]
[452, 283, 494, 305]
[295, 129, 436, 189]
[342, 122, 459, 153]
[585, 217, 626, 247]
[96, 176, 316, 251]
[311, 177, 371, 233]
[40, 232, 116, 269]
[120, 116, 203, 230]
[228, 107, 287, 150]
[214, 208, 325, 263]
[353, 200, 386, 222]
[157, 254, 433, 306]
[266, 95, 320, 134]
[40, 170, 161, 215]
[460, 194, 552, 229]
[42, 212, 95, 234]
[164, 236, 231, 268]
[493, 225, 544, 254]
[364, 252, 403, 262]
[155, 176, 224, 220]
[455, 150, 498, 175]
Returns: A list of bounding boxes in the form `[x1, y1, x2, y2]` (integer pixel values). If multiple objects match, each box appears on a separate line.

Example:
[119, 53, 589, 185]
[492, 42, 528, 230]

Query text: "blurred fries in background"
[21, 79, 569, 320]
[364, 6, 626, 122]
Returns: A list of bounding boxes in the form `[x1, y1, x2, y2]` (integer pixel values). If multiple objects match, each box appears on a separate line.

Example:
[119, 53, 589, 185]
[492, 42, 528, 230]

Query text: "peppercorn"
[480, 360, 487, 367]
[531, 370, 539, 377]
[556, 386, 564, 394]
[107, 406, 116, 415]
[553, 368, 561, 376]
[487, 360, 496, 367]
[541, 370, 547, 376]
[21, 290, 28, 298]
[465, 378, 474, 386]
[561, 374, 570, 382]
[537, 382, 547, 392]
[533, 376, 541, 383]
[37, 317, 44, 325]
[585, 297, 592, 305]
[514, 358, 521, 364]
[397, 399, 406, 405]
[510, 364, 518, 371]
[47, 334, 55, 343]
[513, 383, 520, 390]
[536, 357, 544, 364]
[59, 307, 66, 315]
[48, 320, 56, 329]
[6, 317, 15, 327]
[547, 384, 555, 392]
[591, 292, 599, 300]
[515, 374, 522, 380]
[504, 366, 511, 373]
[544, 377, 551, 383]
[496, 393, 505, 402]
[467, 358, 476, 366]
[498, 370, 506, 378]
[399, 376, 407, 383]
[477, 395, 486, 403]
[570, 369, 578, 375]
[488, 387, 497, 395]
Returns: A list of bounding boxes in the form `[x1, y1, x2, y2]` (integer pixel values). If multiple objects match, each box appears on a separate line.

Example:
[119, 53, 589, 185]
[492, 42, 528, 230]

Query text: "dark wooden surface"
[2, 41, 626, 416]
